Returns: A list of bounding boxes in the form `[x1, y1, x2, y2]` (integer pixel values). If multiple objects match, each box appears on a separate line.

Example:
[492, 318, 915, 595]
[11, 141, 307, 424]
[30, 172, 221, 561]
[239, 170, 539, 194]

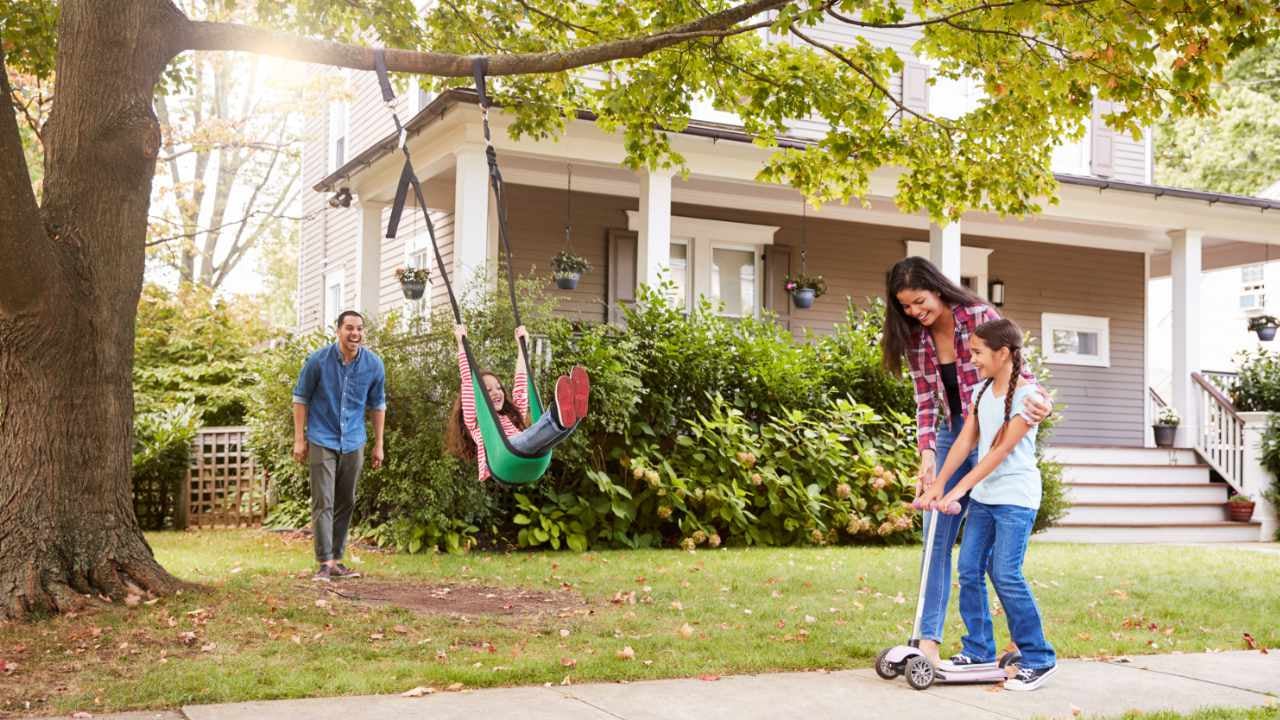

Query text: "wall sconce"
[328, 187, 353, 208]
[988, 278, 1006, 307]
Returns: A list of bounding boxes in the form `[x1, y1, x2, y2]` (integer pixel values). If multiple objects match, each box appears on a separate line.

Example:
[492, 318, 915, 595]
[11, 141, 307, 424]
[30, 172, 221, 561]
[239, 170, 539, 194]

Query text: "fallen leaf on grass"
[0, 659, 17, 675]
[177, 632, 198, 646]
[1070, 704, 1083, 716]
[699, 674, 721, 682]
[314, 599, 329, 608]
[617, 646, 636, 660]
[72, 713, 93, 719]
[393, 625, 410, 634]
[124, 594, 142, 608]
[561, 657, 577, 667]
[369, 633, 385, 641]
[201, 643, 217, 653]
[1243, 633, 1269, 653]
[678, 623, 695, 639]
[446, 682, 464, 692]
[401, 686, 436, 697]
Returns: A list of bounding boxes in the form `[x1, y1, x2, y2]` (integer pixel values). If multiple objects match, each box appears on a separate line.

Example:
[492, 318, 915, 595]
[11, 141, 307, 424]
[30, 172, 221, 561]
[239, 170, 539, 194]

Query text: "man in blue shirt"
[292, 310, 387, 581]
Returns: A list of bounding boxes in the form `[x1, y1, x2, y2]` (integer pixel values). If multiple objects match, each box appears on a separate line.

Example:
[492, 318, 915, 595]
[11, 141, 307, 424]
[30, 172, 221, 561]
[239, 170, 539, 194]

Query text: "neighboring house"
[296, 24, 1280, 542]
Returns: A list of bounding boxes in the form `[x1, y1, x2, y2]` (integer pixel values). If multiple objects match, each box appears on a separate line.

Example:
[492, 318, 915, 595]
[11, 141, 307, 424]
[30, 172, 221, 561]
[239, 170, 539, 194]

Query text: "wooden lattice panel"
[185, 426, 267, 528]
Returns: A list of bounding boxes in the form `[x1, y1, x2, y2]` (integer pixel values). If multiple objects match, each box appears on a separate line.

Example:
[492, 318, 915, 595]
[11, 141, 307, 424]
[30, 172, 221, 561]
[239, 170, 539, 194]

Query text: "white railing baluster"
[1186, 373, 1246, 494]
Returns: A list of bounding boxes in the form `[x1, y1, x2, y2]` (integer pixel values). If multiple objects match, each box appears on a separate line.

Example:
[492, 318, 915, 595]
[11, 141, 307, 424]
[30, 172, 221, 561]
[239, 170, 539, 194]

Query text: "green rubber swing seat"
[376, 52, 553, 486]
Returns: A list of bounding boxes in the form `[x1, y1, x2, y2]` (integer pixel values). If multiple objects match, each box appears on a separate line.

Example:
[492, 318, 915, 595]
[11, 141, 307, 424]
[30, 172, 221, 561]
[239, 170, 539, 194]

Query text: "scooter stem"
[909, 508, 940, 643]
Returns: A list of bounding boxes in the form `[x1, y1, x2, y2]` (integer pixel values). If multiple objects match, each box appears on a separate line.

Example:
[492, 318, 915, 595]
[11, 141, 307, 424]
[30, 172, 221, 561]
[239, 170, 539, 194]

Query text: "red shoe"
[554, 375, 577, 428]
[570, 365, 590, 419]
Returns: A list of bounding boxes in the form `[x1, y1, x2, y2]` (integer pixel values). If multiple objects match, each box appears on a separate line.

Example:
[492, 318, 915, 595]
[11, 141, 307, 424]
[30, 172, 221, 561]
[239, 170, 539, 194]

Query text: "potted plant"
[1152, 406, 1179, 448]
[395, 265, 430, 300]
[551, 250, 591, 290]
[784, 272, 828, 309]
[1248, 315, 1279, 341]
[1226, 493, 1256, 522]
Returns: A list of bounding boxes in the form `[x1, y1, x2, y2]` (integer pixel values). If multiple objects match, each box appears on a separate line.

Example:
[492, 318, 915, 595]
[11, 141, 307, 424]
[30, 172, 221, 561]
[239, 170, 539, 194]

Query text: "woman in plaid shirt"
[881, 257, 1052, 665]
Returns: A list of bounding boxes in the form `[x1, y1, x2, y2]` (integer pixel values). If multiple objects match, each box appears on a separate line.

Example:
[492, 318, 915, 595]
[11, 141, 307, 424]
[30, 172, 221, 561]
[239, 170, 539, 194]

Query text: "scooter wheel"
[998, 651, 1022, 669]
[905, 655, 936, 690]
[874, 648, 902, 679]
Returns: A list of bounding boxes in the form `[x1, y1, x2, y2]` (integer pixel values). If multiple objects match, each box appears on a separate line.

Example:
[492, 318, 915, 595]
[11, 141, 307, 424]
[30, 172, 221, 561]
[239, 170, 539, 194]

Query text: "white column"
[929, 221, 962, 283]
[356, 200, 385, 320]
[636, 169, 674, 288]
[1241, 412, 1278, 540]
[454, 146, 492, 295]
[1170, 229, 1202, 448]
[1143, 251, 1154, 447]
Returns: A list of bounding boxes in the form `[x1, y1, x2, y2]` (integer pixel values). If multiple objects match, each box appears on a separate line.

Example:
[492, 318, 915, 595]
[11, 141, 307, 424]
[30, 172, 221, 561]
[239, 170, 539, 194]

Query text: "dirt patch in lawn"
[317, 580, 591, 619]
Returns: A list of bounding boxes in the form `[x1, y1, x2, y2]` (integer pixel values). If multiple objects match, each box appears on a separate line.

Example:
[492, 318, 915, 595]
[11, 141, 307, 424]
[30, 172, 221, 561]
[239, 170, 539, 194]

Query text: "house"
[295, 22, 1280, 542]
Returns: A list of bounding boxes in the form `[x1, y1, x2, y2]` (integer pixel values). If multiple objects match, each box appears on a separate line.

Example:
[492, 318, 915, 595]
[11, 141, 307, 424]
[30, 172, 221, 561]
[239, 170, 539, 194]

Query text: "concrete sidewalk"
[42, 651, 1280, 720]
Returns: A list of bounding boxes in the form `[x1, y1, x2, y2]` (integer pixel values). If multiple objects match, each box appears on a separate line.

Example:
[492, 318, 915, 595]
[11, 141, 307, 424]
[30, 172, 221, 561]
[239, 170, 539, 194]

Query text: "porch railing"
[1192, 372, 1245, 493]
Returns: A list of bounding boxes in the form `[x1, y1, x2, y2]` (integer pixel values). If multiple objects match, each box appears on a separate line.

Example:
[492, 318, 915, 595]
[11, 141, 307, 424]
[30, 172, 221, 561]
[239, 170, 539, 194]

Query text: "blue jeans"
[919, 421, 978, 642]
[957, 500, 1056, 670]
[508, 403, 576, 455]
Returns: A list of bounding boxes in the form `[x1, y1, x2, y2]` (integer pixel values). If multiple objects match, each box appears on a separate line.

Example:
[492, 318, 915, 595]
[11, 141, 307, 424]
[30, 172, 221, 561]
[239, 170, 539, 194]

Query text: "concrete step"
[1062, 464, 1211, 485]
[1065, 482, 1229, 504]
[1062, 502, 1231, 525]
[1046, 445, 1199, 466]
[1035, 521, 1263, 544]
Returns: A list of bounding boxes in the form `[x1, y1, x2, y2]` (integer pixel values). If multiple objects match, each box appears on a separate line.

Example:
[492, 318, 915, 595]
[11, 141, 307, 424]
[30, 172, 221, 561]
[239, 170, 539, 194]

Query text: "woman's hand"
[454, 324, 467, 342]
[916, 449, 937, 497]
[1024, 390, 1054, 424]
[932, 492, 964, 515]
[913, 481, 944, 511]
[514, 325, 529, 341]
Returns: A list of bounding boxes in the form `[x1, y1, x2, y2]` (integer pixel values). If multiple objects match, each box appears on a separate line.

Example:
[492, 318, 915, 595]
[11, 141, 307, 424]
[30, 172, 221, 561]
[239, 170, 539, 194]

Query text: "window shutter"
[607, 229, 638, 325]
[902, 61, 930, 115]
[1090, 100, 1115, 178]
[764, 245, 793, 332]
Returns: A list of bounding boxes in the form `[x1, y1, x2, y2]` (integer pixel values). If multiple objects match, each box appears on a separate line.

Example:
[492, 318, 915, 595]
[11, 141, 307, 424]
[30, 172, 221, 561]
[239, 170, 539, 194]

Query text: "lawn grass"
[1, 530, 1276, 716]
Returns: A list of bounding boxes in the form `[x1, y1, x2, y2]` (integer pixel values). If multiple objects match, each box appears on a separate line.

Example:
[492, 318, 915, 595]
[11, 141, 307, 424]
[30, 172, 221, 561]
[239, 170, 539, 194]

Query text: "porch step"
[1035, 521, 1263, 544]
[1065, 482, 1227, 504]
[1063, 502, 1231, 525]
[1039, 444, 1264, 543]
[1046, 445, 1199, 466]
[1062, 464, 1211, 485]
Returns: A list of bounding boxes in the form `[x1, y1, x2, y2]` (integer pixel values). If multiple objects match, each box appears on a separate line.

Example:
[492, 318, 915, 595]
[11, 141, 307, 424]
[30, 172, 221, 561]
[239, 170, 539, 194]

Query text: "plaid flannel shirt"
[906, 303, 1037, 453]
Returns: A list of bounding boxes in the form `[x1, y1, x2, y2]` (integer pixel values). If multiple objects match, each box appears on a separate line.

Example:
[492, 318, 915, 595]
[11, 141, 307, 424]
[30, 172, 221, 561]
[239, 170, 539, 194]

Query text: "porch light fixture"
[328, 187, 353, 208]
[988, 278, 1006, 307]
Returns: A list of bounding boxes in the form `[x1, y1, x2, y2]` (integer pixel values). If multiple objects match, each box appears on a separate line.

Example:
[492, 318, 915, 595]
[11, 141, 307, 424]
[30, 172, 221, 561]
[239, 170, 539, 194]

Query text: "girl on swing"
[446, 324, 590, 481]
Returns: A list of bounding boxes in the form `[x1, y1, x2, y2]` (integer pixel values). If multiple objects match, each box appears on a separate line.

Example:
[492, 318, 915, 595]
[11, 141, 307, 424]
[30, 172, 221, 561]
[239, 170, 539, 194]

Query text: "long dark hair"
[881, 256, 984, 374]
[445, 370, 528, 462]
[972, 318, 1027, 449]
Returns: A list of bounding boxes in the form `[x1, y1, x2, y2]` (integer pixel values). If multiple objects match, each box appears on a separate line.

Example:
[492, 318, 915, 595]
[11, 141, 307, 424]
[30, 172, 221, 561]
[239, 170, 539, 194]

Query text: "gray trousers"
[308, 444, 363, 563]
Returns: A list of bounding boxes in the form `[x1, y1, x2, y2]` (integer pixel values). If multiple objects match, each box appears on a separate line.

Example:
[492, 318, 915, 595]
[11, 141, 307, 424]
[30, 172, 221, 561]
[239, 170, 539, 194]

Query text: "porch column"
[356, 200, 385, 320]
[454, 146, 491, 295]
[1170, 228, 1203, 448]
[636, 168, 674, 288]
[929, 221, 962, 283]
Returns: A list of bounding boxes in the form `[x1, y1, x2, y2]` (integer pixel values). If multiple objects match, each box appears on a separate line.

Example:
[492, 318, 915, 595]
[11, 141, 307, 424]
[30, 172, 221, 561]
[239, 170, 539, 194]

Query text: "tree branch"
[0, 47, 52, 317]
[182, 0, 793, 77]
[825, 0, 1101, 30]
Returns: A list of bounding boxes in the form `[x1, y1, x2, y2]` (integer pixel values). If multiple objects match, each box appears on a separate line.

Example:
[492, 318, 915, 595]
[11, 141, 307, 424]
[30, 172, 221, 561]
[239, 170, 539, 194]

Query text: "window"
[404, 228, 433, 320]
[324, 270, 345, 329]
[327, 100, 349, 172]
[408, 76, 435, 116]
[627, 213, 778, 318]
[1050, 120, 1091, 176]
[1241, 264, 1266, 312]
[1042, 313, 1110, 367]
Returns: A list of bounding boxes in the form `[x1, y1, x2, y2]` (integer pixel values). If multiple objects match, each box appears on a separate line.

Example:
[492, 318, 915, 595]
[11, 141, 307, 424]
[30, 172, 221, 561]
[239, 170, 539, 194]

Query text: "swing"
[374, 53, 551, 486]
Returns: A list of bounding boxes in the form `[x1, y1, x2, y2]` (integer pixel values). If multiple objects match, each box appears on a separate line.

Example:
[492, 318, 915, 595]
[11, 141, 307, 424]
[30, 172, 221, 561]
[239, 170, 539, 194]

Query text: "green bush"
[1257, 414, 1280, 541]
[131, 403, 199, 530]
[1230, 349, 1280, 412]
[1022, 332, 1070, 533]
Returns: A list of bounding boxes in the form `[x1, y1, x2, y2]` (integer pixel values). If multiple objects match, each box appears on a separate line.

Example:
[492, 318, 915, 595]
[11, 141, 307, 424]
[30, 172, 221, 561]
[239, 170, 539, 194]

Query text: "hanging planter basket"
[1248, 316, 1279, 341]
[395, 267, 430, 300]
[791, 288, 816, 309]
[550, 250, 590, 291]
[555, 272, 581, 290]
[400, 280, 426, 300]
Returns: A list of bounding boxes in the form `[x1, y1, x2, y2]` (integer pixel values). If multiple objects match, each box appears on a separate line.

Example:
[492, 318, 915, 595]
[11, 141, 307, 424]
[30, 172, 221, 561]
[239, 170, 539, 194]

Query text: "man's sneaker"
[333, 563, 361, 579]
[1005, 664, 1057, 691]
[939, 653, 996, 673]
[312, 565, 333, 582]
[570, 365, 590, 420]
[554, 375, 577, 428]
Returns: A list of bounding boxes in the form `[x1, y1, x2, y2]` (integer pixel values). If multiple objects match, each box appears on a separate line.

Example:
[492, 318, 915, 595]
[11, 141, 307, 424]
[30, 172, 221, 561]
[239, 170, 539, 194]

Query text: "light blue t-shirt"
[970, 381, 1041, 509]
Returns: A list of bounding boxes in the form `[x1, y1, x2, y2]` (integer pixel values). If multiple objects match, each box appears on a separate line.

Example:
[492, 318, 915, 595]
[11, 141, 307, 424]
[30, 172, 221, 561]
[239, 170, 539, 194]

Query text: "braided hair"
[972, 319, 1026, 448]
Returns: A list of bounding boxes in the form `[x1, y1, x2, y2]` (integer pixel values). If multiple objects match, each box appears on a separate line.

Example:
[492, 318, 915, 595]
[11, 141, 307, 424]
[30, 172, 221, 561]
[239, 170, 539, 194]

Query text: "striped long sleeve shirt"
[458, 349, 528, 481]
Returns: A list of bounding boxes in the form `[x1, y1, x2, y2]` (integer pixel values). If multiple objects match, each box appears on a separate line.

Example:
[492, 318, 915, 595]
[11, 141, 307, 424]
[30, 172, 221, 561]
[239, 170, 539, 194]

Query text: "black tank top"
[939, 362, 963, 426]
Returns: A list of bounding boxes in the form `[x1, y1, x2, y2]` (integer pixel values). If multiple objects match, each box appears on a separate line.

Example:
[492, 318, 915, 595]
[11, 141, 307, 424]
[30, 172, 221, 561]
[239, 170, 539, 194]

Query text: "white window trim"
[905, 241, 993, 301]
[626, 212, 778, 318]
[1042, 313, 1111, 367]
[327, 99, 350, 173]
[1050, 119, 1092, 176]
[402, 226, 434, 320]
[324, 269, 346, 329]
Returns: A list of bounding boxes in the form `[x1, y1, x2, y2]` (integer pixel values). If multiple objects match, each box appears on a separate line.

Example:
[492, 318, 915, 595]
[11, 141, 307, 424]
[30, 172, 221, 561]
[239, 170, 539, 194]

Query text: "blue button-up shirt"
[292, 344, 387, 453]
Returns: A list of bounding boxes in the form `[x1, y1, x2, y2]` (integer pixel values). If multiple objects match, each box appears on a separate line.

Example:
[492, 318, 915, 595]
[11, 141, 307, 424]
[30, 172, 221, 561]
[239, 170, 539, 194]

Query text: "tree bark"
[0, 0, 187, 621]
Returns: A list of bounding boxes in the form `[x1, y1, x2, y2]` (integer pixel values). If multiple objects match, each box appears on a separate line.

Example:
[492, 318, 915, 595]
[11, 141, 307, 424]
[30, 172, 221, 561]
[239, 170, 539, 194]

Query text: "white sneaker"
[1005, 664, 1057, 691]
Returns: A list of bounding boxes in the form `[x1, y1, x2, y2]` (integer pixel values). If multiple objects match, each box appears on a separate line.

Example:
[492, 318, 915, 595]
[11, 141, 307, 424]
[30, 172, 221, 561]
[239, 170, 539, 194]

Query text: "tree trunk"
[0, 0, 187, 621]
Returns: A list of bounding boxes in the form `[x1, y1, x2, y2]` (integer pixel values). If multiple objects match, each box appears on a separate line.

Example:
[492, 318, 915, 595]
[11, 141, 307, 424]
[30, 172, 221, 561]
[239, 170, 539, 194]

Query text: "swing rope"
[374, 51, 551, 484]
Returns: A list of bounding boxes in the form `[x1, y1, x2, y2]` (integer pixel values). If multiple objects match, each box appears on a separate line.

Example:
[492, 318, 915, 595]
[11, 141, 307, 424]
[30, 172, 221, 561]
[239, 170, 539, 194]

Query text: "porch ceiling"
[324, 90, 1280, 257]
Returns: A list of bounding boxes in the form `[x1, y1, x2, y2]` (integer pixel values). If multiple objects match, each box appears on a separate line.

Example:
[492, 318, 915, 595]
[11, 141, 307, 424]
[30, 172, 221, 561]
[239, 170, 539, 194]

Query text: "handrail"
[1148, 386, 1168, 409]
[1192, 373, 1245, 424]
[1190, 372, 1245, 494]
